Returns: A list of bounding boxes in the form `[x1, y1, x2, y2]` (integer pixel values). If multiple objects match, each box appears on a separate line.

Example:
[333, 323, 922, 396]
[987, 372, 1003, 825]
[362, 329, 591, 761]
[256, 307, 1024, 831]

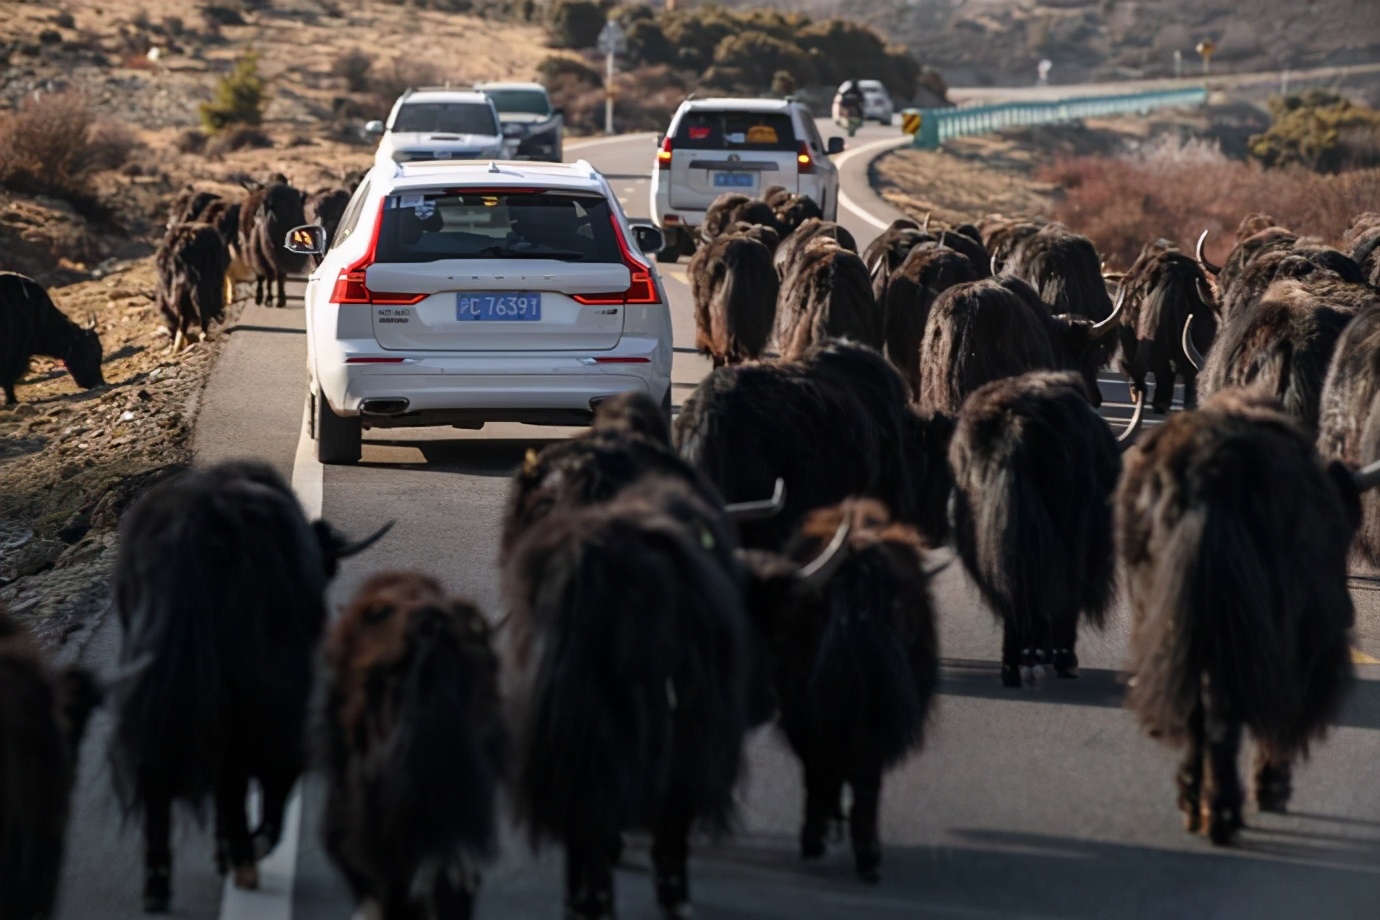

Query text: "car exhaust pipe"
[359, 397, 410, 416]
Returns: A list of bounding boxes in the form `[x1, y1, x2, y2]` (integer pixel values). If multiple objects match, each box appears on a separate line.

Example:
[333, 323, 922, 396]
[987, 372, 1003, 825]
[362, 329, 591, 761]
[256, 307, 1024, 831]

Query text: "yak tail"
[194, 235, 230, 331]
[718, 240, 778, 362]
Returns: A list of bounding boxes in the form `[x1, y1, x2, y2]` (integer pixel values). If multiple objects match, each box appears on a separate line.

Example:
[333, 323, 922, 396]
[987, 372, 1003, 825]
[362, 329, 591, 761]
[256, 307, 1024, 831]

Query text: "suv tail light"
[796, 141, 815, 174]
[572, 215, 660, 306]
[657, 137, 673, 170]
[329, 202, 426, 306]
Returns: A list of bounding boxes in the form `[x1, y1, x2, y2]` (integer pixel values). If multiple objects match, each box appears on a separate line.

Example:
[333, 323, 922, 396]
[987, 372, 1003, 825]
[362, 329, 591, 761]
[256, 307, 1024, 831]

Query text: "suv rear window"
[392, 103, 498, 135]
[673, 111, 797, 152]
[375, 190, 621, 263]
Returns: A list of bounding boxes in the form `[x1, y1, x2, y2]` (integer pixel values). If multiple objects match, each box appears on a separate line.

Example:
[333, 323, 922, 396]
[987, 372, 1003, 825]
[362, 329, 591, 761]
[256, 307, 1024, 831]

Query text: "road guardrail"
[903, 86, 1209, 149]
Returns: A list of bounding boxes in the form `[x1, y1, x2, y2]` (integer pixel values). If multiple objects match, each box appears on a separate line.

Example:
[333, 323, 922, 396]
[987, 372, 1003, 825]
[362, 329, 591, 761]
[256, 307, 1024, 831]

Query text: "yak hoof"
[1053, 649, 1079, 678]
[232, 865, 260, 890]
[800, 829, 826, 860]
[1205, 806, 1243, 846]
[143, 866, 172, 913]
[657, 873, 692, 920]
[1255, 778, 1292, 814]
[854, 843, 881, 883]
[1000, 664, 1022, 688]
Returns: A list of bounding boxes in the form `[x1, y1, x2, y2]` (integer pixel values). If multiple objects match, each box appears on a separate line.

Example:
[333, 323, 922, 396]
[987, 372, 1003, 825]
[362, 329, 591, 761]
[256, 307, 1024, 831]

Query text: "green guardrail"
[903, 86, 1209, 149]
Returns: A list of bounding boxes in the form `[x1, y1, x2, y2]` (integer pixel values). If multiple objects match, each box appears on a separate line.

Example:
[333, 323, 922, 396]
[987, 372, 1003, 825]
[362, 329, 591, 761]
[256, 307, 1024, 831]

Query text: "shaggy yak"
[1117, 388, 1366, 845]
[0, 272, 104, 405]
[319, 571, 508, 920]
[774, 217, 859, 284]
[689, 229, 780, 366]
[1116, 245, 1218, 412]
[700, 193, 781, 244]
[156, 222, 231, 352]
[1343, 212, 1380, 287]
[238, 181, 310, 307]
[949, 371, 1135, 687]
[109, 460, 389, 912]
[502, 475, 751, 920]
[1003, 223, 1115, 323]
[1317, 304, 1380, 566]
[881, 244, 981, 396]
[776, 237, 883, 361]
[0, 609, 102, 920]
[742, 499, 940, 882]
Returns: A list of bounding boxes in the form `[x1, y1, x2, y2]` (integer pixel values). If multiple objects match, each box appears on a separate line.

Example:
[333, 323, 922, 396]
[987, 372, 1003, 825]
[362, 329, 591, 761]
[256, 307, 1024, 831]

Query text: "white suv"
[365, 89, 505, 166]
[650, 98, 844, 262]
[286, 160, 672, 464]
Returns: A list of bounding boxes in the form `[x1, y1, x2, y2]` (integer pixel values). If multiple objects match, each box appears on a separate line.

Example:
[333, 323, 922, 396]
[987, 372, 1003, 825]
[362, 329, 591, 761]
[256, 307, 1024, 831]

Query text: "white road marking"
[565, 131, 657, 152]
[831, 135, 911, 230]
[218, 398, 321, 920]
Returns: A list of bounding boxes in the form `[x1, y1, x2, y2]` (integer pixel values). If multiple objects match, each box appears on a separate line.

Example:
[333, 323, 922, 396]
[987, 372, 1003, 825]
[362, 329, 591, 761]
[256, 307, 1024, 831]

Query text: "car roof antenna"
[488, 161, 501, 173]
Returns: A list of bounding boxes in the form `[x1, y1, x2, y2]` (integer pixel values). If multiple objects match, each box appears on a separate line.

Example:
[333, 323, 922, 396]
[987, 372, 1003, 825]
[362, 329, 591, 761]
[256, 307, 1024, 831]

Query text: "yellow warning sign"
[901, 111, 922, 135]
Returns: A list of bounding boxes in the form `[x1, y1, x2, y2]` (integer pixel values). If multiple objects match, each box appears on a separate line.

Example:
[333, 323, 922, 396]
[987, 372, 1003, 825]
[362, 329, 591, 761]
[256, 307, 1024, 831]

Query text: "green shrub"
[1249, 90, 1380, 173]
[199, 50, 266, 133]
[709, 31, 812, 92]
[546, 0, 606, 49]
[536, 54, 602, 89]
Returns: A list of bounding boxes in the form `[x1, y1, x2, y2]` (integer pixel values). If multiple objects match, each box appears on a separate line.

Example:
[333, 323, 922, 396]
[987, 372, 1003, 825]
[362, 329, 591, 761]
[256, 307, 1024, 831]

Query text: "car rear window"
[484, 89, 551, 116]
[375, 190, 621, 263]
[673, 111, 797, 152]
[391, 103, 498, 136]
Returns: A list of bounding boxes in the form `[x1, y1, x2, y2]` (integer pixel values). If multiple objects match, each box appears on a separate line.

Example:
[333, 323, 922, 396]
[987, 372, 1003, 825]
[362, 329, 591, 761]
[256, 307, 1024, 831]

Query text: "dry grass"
[0, 93, 138, 218]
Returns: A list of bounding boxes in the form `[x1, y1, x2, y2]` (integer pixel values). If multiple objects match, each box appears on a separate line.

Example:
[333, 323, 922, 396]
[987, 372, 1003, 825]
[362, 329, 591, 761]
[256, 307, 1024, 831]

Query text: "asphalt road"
[50, 120, 1380, 920]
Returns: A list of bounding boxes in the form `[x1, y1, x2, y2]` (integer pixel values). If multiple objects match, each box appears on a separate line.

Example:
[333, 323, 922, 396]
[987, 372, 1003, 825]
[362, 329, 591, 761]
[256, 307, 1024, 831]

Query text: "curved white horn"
[990, 253, 1000, 277]
[1117, 388, 1145, 451]
[798, 514, 852, 587]
[1182, 314, 1205, 371]
[1195, 229, 1222, 275]
[1091, 283, 1126, 338]
[1354, 459, 1380, 492]
[724, 478, 786, 522]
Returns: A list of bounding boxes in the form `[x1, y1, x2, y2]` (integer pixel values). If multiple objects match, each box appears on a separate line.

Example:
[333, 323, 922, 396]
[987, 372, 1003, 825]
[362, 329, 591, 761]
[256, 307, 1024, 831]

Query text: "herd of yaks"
[3, 186, 1380, 920]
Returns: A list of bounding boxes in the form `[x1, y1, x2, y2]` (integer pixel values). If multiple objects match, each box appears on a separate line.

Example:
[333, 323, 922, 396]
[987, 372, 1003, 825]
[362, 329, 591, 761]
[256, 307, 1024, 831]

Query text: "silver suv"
[365, 88, 505, 166]
[476, 82, 565, 162]
[649, 98, 845, 262]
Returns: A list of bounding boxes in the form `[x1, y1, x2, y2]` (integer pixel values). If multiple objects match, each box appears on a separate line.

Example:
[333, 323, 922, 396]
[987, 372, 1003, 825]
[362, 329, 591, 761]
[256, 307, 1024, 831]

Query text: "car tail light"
[329, 202, 426, 306]
[572, 215, 660, 306]
[657, 137, 673, 170]
[796, 141, 814, 174]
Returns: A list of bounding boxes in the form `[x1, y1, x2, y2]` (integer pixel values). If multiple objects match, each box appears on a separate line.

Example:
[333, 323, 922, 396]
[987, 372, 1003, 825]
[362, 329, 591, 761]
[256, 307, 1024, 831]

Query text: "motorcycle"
[841, 98, 863, 137]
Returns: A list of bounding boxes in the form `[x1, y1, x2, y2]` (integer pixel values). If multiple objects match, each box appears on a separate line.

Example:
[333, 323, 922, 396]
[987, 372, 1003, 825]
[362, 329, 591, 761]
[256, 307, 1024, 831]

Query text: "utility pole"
[598, 20, 626, 136]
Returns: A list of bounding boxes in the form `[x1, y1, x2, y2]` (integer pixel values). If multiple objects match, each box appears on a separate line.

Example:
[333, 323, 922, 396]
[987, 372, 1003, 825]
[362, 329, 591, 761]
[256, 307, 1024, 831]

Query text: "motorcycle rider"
[839, 79, 865, 135]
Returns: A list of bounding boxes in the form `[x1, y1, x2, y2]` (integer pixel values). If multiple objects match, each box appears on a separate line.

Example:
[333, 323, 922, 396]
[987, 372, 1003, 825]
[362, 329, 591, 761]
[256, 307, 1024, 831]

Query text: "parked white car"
[365, 88, 505, 167]
[831, 80, 895, 125]
[649, 97, 844, 262]
[285, 160, 671, 464]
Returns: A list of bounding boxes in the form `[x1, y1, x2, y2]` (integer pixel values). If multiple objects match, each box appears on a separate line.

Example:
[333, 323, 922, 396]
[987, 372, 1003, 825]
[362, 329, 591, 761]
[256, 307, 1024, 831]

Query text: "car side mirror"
[630, 221, 665, 255]
[553, 108, 565, 120]
[826, 136, 845, 155]
[285, 224, 328, 256]
[364, 120, 385, 136]
[654, 133, 664, 146]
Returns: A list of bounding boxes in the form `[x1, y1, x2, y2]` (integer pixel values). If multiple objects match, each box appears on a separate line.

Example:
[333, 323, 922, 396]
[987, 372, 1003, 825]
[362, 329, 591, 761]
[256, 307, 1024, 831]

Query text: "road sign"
[901, 110, 922, 135]
[597, 20, 626, 56]
[1195, 39, 1216, 74]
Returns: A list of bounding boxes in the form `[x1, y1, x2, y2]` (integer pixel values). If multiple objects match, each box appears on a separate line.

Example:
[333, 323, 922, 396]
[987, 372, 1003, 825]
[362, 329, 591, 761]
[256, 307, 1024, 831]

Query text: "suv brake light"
[796, 141, 814, 174]
[657, 137, 673, 170]
[572, 215, 660, 306]
[329, 202, 426, 306]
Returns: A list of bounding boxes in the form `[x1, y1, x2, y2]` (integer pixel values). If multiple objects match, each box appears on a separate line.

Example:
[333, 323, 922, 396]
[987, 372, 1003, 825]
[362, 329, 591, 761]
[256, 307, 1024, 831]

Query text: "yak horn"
[1196, 229, 1222, 276]
[1354, 459, 1380, 492]
[990, 253, 1000, 277]
[922, 211, 932, 231]
[1091, 283, 1126, 338]
[87, 311, 99, 330]
[724, 478, 786, 522]
[1117, 388, 1145, 450]
[798, 515, 852, 587]
[1182, 315, 1205, 371]
[334, 520, 395, 558]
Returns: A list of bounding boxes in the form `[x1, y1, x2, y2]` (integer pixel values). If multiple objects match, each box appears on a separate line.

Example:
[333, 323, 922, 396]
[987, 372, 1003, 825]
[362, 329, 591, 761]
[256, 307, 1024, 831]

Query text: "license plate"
[713, 172, 755, 188]
[456, 292, 542, 321]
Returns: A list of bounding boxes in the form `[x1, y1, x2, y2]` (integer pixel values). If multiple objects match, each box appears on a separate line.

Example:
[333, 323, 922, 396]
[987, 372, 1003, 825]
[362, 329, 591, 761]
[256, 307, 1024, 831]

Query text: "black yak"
[981, 218, 1041, 277]
[1004, 223, 1114, 322]
[306, 187, 352, 249]
[776, 238, 882, 361]
[1317, 305, 1380, 566]
[949, 372, 1134, 687]
[165, 188, 221, 229]
[1117, 388, 1364, 844]
[0, 610, 102, 920]
[1343, 212, 1380, 287]
[862, 218, 926, 298]
[675, 340, 954, 548]
[503, 475, 751, 920]
[701, 193, 780, 244]
[916, 278, 1121, 416]
[882, 244, 981, 396]
[238, 181, 310, 307]
[155, 223, 231, 352]
[319, 571, 508, 920]
[109, 460, 388, 912]
[774, 217, 859, 284]
[0, 272, 104, 405]
[689, 230, 780, 366]
[1117, 246, 1218, 412]
[742, 499, 939, 881]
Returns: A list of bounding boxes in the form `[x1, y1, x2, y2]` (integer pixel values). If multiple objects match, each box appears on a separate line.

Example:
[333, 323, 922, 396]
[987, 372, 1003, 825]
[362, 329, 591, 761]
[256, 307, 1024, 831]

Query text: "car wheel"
[316, 386, 362, 465]
[656, 228, 680, 263]
[660, 386, 673, 432]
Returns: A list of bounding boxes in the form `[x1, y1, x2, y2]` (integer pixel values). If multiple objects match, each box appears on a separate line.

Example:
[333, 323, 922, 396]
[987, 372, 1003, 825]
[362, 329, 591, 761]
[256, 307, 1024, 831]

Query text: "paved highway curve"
[49, 119, 1380, 920]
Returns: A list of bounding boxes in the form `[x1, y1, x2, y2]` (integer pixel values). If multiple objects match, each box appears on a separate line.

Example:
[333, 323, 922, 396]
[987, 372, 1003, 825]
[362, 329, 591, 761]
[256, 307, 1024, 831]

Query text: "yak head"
[64, 317, 106, 391]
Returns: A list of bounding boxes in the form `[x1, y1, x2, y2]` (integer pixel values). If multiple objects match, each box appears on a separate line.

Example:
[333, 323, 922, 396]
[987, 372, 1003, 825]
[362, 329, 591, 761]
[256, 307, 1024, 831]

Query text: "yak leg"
[1177, 692, 1206, 833]
[1201, 681, 1245, 845]
[1000, 618, 1022, 688]
[1182, 372, 1200, 411]
[1052, 610, 1080, 679]
[142, 790, 174, 913]
[1253, 746, 1294, 814]
[564, 838, 616, 920]
[847, 762, 884, 883]
[652, 792, 697, 919]
[223, 271, 236, 307]
[276, 269, 288, 309]
[3, 382, 16, 405]
[430, 853, 480, 920]
[254, 276, 265, 306]
[800, 756, 845, 859]
[215, 768, 259, 889]
[250, 765, 296, 860]
[1149, 350, 1175, 414]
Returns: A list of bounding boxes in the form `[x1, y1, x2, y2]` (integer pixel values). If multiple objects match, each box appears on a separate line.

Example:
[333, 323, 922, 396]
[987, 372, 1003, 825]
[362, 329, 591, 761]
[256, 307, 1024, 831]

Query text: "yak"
[689, 230, 780, 366]
[701, 193, 781, 244]
[238, 181, 310, 308]
[307, 187, 352, 249]
[0, 272, 104, 405]
[1004, 223, 1114, 323]
[155, 223, 231, 352]
[916, 278, 1122, 416]
[0, 610, 102, 920]
[774, 217, 859, 284]
[776, 237, 883, 361]
[1317, 304, 1380, 566]
[1117, 388, 1364, 844]
[881, 244, 981, 396]
[503, 475, 751, 920]
[949, 371, 1134, 687]
[675, 339, 954, 549]
[319, 571, 508, 920]
[981, 218, 1042, 276]
[742, 499, 939, 882]
[165, 188, 221, 229]
[1192, 275, 1374, 432]
[1116, 246, 1218, 412]
[1343, 212, 1380, 287]
[109, 460, 389, 912]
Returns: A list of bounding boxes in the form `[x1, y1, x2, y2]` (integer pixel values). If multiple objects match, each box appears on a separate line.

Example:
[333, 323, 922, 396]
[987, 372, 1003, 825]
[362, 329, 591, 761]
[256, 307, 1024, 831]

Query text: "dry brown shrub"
[205, 124, 273, 157]
[0, 93, 138, 218]
[368, 59, 444, 105]
[1037, 137, 1380, 269]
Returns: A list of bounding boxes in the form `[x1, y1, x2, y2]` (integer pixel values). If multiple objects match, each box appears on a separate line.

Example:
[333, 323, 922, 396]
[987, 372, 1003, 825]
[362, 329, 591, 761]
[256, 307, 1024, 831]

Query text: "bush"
[546, 0, 606, 50]
[200, 50, 267, 133]
[771, 70, 797, 97]
[332, 48, 373, 92]
[624, 19, 674, 68]
[368, 58, 443, 103]
[206, 125, 273, 157]
[84, 120, 140, 171]
[1249, 90, 1380, 173]
[708, 31, 812, 92]
[175, 129, 208, 153]
[0, 93, 134, 216]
